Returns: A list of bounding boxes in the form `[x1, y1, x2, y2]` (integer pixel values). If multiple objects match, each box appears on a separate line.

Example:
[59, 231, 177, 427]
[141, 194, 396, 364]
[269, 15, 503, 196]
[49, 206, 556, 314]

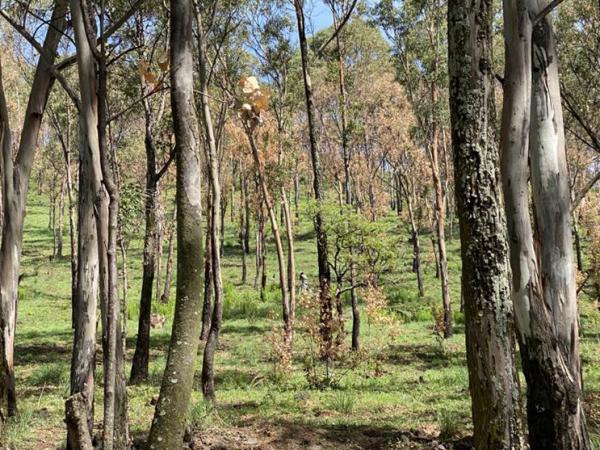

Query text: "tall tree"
[68, 0, 104, 444]
[500, 0, 591, 447]
[196, 1, 225, 401]
[146, 0, 205, 446]
[292, 0, 335, 360]
[0, 0, 68, 418]
[130, 11, 172, 384]
[448, 0, 524, 447]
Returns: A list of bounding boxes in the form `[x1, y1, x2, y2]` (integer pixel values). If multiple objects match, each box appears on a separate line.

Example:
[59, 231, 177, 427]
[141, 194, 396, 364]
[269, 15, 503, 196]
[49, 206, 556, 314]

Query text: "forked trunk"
[500, 1, 590, 447]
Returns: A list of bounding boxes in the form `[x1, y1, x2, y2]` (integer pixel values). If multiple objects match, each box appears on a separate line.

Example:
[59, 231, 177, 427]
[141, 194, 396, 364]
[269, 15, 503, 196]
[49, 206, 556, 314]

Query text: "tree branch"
[572, 168, 600, 212]
[156, 145, 176, 181]
[533, 0, 567, 26]
[55, 0, 147, 71]
[0, 9, 81, 109]
[317, 0, 359, 55]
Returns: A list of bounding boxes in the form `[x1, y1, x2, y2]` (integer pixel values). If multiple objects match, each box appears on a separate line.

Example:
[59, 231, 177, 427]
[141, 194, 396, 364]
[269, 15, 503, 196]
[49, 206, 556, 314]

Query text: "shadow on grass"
[16, 342, 71, 366]
[183, 418, 474, 450]
[125, 330, 172, 353]
[386, 343, 465, 370]
[222, 323, 267, 336]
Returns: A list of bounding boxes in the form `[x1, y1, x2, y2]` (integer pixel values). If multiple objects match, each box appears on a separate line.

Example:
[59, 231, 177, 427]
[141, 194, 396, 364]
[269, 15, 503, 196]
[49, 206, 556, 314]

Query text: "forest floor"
[7, 193, 600, 449]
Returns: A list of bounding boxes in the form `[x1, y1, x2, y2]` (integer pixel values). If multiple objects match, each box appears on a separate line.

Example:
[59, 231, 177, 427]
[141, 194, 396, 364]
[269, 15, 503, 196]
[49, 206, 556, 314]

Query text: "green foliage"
[119, 181, 145, 246]
[314, 202, 396, 287]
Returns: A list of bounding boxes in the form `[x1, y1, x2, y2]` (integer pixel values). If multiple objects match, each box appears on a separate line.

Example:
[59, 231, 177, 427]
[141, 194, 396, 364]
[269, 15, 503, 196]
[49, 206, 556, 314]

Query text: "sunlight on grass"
[7, 191, 600, 448]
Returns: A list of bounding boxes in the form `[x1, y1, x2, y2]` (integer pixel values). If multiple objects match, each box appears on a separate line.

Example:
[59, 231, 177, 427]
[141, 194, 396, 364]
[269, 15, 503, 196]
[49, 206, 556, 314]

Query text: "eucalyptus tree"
[195, 0, 225, 401]
[130, 7, 173, 384]
[146, 0, 205, 445]
[0, 0, 68, 418]
[555, 0, 600, 275]
[192, 0, 246, 401]
[67, 0, 104, 444]
[249, 0, 298, 346]
[69, 0, 144, 445]
[448, 0, 523, 447]
[291, 0, 357, 360]
[501, 0, 591, 447]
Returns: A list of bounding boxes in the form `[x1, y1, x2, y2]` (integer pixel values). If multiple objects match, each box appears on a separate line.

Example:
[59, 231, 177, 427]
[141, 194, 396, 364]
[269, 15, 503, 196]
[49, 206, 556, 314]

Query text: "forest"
[0, 0, 599, 448]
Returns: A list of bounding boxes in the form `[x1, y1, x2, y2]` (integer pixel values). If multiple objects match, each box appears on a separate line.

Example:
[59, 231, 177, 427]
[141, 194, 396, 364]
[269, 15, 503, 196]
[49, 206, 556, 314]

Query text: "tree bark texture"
[0, 0, 67, 417]
[448, 0, 525, 447]
[146, 0, 204, 446]
[500, 0, 590, 447]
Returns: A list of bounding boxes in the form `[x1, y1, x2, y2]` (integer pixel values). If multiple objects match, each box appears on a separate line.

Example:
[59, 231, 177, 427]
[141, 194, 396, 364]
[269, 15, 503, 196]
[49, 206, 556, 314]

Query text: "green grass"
[6, 191, 600, 449]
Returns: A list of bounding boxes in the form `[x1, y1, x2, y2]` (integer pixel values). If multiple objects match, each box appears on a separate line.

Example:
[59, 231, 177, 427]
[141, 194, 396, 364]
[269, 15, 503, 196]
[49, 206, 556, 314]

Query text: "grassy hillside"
[7, 192, 600, 449]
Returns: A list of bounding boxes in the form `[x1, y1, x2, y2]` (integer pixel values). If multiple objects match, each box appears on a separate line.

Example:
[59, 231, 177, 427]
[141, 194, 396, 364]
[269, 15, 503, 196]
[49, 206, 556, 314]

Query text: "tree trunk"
[197, 5, 225, 401]
[260, 209, 267, 299]
[0, 0, 67, 418]
[155, 210, 163, 303]
[573, 216, 583, 272]
[96, 2, 127, 445]
[500, 1, 591, 447]
[51, 192, 57, 258]
[245, 130, 292, 349]
[254, 210, 262, 289]
[219, 185, 226, 257]
[429, 121, 452, 338]
[65, 393, 94, 450]
[294, 167, 300, 220]
[71, 0, 129, 447]
[244, 181, 251, 253]
[400, 177, 424, 298]
[130, 102, 160, 383]
[58, 111, 78, 328]
[293, 0, 334, 360]
[146, 0, 204, 446]
[57, 180, 65, 258]
[69, 1, 103, 445]
[281, 188, 296, 337]
[201, 219, 213, 341]
[239, 170, 248, 284]
[430, 234, 440, 278]
[448, 0, 524, 447]
[160, 209, 175, 303]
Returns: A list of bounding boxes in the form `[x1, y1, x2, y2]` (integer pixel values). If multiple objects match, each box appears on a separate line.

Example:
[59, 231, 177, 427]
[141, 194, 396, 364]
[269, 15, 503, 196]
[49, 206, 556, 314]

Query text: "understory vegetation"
[10, 193, 600, 449]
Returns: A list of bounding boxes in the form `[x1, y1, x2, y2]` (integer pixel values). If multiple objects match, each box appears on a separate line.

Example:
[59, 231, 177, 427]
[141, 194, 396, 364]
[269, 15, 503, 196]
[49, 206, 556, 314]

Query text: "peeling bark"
[500, 0, 590, 447]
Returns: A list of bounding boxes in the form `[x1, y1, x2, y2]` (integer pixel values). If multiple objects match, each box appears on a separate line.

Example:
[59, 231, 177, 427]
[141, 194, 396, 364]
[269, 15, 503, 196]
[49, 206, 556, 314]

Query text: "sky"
[305, 1, 336, 32]
[298, 0, 377, 36]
